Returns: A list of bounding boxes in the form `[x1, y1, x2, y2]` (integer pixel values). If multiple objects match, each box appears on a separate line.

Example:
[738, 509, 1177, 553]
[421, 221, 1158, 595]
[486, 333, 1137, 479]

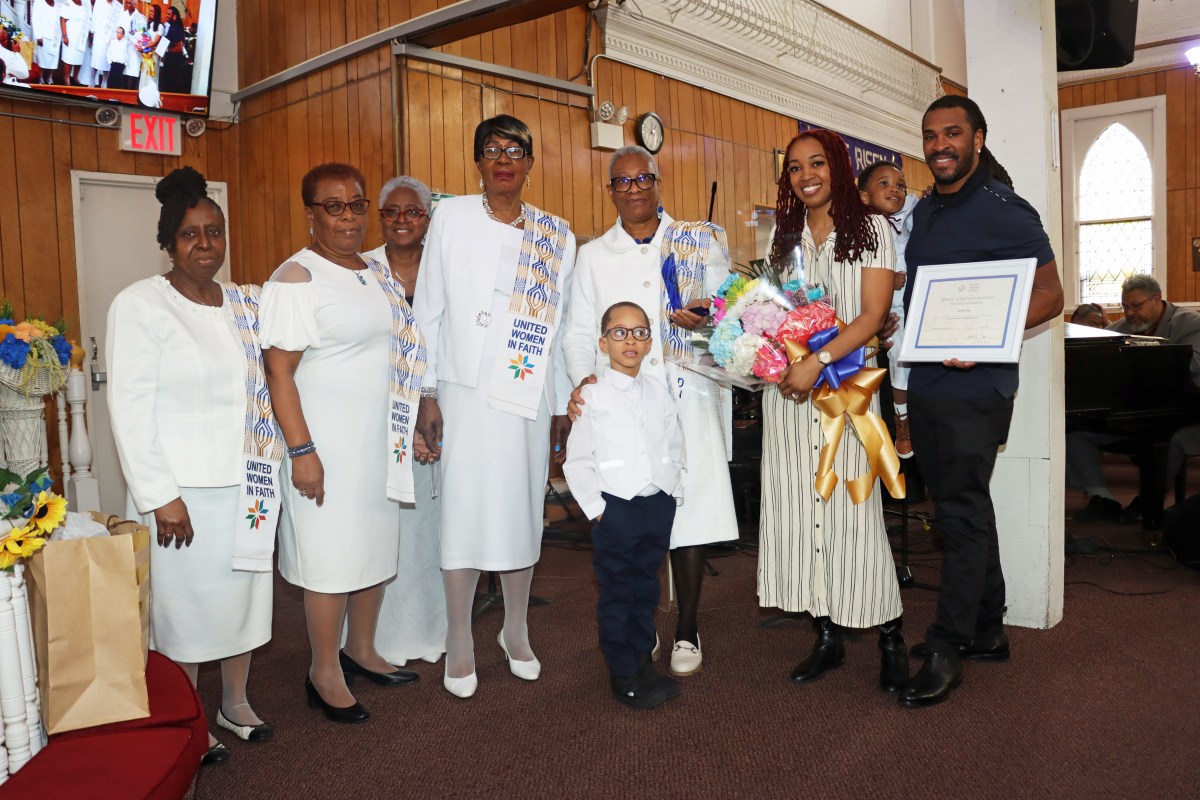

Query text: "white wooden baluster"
[9, 565, 42, 757]
[66, 348, 100, 513]
[56, 390, 72, 508]
[0, 570, 31, 775]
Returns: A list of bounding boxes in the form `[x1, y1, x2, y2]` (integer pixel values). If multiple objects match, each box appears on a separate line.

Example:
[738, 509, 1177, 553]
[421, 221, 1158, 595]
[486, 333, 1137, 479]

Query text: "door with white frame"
[1060, 95, 1166, 307]
[71, 171, 231, 515]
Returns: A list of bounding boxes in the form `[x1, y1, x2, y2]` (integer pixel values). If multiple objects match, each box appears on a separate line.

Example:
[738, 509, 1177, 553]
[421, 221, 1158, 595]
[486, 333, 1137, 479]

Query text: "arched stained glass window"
[1076, 123, 1153, 304]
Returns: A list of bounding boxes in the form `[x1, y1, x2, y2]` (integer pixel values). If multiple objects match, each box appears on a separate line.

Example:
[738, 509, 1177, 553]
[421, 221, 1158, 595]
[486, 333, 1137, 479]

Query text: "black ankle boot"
[877, 618, 909, 693]
[790, 616, 844, 683]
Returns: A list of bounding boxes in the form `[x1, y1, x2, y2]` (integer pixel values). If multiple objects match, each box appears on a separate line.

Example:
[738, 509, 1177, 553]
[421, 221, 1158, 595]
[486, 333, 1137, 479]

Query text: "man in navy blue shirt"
[898, 96, 1064, 708]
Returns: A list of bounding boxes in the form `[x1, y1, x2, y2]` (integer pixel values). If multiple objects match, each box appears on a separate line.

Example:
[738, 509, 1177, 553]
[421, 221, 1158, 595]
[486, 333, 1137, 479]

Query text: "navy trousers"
[591, 491, 675, 678]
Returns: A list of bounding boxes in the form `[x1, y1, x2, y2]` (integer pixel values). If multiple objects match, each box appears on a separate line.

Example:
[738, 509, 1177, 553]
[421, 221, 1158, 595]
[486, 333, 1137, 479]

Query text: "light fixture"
[95, 106, 119, 126]
[614, 105, 629, 125]
[597, 101, 615, 122]
[184, 118, 206, 137]
[1187, 45, 1200, 77]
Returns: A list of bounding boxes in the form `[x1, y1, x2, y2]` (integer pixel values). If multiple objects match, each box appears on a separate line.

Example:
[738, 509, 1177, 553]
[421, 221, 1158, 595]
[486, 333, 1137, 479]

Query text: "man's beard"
[1127, 317, 1153, 334]
[933, 147, 978, 186]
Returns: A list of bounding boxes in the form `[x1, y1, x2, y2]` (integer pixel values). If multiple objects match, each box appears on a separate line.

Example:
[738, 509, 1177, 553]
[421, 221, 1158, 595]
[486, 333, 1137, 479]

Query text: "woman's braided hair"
[155, 166, 218, 253]
[924, 95, 1014, 189]
[771, 129, 880, 266]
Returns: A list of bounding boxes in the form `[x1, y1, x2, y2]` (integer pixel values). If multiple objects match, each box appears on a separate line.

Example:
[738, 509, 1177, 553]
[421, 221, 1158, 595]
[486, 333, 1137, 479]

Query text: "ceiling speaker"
[184, 118, 206, 137]
[1056, 0, 1139, 71]
[95, 106, 119, 127]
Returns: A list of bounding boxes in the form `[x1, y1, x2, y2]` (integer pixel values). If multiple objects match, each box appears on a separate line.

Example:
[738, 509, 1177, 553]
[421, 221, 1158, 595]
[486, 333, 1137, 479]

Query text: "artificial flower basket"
[0, 304, 73, 478]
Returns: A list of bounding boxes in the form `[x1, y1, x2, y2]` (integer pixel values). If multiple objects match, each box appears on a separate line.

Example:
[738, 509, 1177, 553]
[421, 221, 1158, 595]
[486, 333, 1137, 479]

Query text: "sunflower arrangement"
[0, 300, 72, 397]
[0, 467, 65, 570]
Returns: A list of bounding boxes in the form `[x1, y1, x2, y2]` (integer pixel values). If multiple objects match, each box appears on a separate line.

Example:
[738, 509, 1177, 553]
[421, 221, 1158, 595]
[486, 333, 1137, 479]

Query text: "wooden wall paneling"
[555, 103, 574, 222]
[1187, 65, 1197, 192]
[13, 117, 56, 315]
[441, 69, 466, 194]
[406, 67, 432, 187]
[0, 109, 23, 306]
[51, 123, 76, 323]
[570, 104, 594, 235]
[284, 85, 311, 252]
[427, 67, 448, 192]
[71, 121, 99, 174]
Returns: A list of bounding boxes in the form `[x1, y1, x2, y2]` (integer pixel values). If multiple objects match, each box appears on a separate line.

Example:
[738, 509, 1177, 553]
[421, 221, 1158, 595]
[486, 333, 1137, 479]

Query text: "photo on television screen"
[0, 0, 218, 116]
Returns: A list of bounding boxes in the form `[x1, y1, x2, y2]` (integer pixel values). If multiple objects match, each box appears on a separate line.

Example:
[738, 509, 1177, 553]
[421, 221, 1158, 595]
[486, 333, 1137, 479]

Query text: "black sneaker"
[611, 673, 671, 710]
[635, 652, 682, 699]
[1074, 495, 1121, 522]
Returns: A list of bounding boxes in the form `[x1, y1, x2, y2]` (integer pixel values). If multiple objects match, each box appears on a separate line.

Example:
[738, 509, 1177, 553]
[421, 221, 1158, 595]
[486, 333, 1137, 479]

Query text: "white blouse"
[106, 276, 246, 514]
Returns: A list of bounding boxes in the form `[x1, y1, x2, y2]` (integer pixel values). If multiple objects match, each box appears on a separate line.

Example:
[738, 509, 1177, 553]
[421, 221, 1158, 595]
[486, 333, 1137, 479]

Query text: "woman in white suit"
[107, 167, 276, 766]
[31, 0, 62, 84]
[414, 115, 576, 699]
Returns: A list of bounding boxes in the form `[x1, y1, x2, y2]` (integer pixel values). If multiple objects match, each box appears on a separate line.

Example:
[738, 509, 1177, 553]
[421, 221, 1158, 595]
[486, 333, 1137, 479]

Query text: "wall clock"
[635, 112, 665, 154]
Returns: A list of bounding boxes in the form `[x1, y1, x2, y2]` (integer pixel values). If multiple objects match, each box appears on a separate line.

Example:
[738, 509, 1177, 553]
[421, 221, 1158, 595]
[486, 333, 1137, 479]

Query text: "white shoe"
[651, 632, 661, 662]
[670, 635, 702, 676]
[497, 631, 542, 681]
[443, 667, 478, 698]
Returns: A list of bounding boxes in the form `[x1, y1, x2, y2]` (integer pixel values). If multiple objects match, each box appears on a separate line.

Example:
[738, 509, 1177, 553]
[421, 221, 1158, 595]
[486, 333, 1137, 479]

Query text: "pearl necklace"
[166, 273, 221, 307]
[481, 194, 527, 228]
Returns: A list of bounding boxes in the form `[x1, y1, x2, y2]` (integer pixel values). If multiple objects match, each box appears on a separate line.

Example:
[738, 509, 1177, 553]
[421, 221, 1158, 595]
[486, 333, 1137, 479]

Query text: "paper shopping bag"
[93, 513, 151, 661]
[26, 521, 151, 734]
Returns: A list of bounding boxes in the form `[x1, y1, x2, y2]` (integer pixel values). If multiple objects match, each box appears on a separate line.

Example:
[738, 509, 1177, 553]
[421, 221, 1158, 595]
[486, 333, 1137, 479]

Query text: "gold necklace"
[166, 273, 221, 307]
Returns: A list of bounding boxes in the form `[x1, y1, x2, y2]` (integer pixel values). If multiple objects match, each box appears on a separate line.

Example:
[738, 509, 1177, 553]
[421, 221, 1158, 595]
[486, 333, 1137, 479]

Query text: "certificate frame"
[897, 258, 1038, 364]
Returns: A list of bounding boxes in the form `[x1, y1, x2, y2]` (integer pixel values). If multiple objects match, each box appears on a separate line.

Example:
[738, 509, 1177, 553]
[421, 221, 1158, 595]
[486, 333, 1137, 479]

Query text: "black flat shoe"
[216, 708, 273, 743]
[898, 651, 962, 708]
[305, 677, 370, 724]
[339, 650, 420, 686]
[201, 742, 230, 766]
[878, 619, 909, 693]
[910, 630, 1010, 662]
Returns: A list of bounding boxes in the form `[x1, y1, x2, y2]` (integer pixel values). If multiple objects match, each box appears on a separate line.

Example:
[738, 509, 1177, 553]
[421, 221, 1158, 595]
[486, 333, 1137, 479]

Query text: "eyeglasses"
[604, 326, 651, 341]
[609, 173, 658, 193]
[309, 199, 370, 216]
[480, 145, 527, 160]
[1120, 295, 1159, 313]
[380, 206, 429, 221]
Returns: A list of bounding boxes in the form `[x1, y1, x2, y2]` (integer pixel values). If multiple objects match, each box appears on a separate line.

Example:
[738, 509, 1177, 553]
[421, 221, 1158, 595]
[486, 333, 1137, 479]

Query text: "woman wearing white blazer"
[414, 115, 576, 699]
[107, 167, 276, 766]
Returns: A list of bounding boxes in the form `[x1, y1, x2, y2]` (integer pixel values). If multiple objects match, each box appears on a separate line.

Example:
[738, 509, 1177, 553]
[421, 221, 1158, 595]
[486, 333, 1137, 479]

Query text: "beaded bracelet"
[420, 387, 438, 399]
[287, 441, 317, 458]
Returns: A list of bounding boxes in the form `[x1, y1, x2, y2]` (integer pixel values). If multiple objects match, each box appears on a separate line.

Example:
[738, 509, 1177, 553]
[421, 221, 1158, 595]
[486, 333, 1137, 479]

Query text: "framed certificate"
[897, 258, 1038, 364]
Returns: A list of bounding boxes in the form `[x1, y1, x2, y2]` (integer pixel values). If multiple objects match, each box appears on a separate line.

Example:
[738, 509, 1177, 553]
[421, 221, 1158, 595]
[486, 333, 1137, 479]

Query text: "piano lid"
[1064, 322, 1167, 347]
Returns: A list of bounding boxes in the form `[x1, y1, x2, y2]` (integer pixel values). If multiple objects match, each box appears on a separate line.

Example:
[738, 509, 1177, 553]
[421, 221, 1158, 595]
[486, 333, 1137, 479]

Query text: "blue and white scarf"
[659, 220, 728, 364]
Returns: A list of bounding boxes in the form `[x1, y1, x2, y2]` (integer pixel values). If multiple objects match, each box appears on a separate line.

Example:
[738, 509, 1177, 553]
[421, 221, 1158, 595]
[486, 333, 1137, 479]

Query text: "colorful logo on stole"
[509, 354, 535, 381]
[393, 437, 407, 463]
[246, 499, 269, 530]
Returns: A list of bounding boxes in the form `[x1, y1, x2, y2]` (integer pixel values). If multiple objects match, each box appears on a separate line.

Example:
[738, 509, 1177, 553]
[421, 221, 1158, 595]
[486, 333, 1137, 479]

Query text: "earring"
[976, 149, 982, 154]
[479, 178, 484, 190]
[526, 175, 532, 189]
[657, 203, 664, 220]
[309, 224, 313, 238]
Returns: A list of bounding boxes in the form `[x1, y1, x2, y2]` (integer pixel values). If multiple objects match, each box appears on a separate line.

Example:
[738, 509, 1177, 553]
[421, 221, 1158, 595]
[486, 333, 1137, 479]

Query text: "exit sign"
[120, 110, 181, 156]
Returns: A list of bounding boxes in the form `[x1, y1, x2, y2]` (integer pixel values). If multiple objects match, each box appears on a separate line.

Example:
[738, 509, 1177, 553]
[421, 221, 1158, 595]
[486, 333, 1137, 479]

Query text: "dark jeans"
[591, 491, 675, 678]
[909, 392, 1015, 653]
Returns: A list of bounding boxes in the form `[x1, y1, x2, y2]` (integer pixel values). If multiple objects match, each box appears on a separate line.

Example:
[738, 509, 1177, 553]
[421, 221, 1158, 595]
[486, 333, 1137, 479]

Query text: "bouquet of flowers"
[136, 31, 157, 78]
[0, 301, 72, 397]
[0, 467, 64, 570]
[693, 243, 838, 388]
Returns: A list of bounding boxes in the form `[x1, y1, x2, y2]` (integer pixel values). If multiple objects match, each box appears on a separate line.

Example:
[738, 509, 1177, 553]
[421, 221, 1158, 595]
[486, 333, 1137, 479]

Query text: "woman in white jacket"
[107, 167, 277, 766]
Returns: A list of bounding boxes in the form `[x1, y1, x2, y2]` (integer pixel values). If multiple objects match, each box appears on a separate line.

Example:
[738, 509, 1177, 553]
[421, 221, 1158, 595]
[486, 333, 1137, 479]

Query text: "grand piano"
[1064, 322, 1200, 532]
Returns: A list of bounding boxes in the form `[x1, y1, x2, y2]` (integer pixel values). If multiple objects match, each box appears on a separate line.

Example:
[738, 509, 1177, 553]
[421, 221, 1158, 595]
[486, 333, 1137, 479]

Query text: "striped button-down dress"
[757, 215, 903, 629]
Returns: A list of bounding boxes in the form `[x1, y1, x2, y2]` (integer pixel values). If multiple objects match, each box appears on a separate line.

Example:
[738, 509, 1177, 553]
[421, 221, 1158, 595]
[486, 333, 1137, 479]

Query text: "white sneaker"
[670, 635, 702, 676]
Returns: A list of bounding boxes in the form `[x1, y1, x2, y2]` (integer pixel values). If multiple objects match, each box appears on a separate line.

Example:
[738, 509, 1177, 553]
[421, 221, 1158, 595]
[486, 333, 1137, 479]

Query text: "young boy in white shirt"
[563, 301, 684, 710]
[859, 161, 918, 459]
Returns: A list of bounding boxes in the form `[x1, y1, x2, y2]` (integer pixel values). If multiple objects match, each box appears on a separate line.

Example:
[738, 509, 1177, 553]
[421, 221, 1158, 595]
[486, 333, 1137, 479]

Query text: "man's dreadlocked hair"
[770, 129, 880, 266]
[923, 95, 1014, 190]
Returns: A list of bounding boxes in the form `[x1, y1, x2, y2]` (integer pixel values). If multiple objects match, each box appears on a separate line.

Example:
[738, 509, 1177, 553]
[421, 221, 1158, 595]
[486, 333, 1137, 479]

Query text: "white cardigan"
[106, 277, 246, 514]
[413, 194, 576, 415]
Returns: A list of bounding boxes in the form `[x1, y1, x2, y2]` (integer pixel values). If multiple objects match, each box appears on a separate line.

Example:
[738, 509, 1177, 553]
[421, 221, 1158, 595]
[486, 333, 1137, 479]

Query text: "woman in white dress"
[57, 0, 87, 85]
[414, 115, 576, 698]
[31, 0, 62, 83]
[261, 162, 420, 724]
[365, 175, 447, 666]
[107, 167, 275, 766]
[563, 145, 739, 677]
[136, 2, 163, 106]
[88, 0, 121, 88]
[759, 129, 908, 693]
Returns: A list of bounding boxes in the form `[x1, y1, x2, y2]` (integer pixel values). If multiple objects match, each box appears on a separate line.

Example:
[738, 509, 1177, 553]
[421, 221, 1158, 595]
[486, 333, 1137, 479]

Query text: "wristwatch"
[817, 350, 833, 366]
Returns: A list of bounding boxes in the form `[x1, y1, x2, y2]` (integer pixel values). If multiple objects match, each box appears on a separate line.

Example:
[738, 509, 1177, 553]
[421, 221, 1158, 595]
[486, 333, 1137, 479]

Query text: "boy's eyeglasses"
[604, 326, 651, 341]
[609, 173, 658, 193]
[380, 206, 429, 221]
[309, 199, 370, 216]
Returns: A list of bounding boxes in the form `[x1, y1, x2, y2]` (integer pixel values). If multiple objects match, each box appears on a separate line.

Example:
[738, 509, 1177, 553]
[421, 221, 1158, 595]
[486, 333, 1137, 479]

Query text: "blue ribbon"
[808, 326, 865, 390]
[661, 253, 684, 312]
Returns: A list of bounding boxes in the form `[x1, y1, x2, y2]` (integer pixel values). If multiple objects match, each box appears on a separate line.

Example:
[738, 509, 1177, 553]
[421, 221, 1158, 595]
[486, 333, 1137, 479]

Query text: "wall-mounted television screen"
[0, 0, 217, 116]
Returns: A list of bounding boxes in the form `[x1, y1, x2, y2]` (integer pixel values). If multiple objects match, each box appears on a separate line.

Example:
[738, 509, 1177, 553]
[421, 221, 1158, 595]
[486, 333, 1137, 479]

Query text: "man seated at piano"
[1069, 303, 1107, 329]
[1068, 274, 1200, 521]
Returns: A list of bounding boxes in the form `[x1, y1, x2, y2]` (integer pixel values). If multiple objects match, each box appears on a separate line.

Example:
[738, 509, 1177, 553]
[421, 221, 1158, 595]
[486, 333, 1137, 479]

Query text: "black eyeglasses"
[480, 145, 527, 160]
[309, 199, 370, 216]
[610, 173, 658, 193]
[1120, 295, 1159, 313]
[604, 326, 651, 341]
[380, 206, 429, 221]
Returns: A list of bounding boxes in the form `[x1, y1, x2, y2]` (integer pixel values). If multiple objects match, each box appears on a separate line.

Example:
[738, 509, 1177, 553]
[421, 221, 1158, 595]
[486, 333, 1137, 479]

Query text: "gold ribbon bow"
[783, 338, 905, 505]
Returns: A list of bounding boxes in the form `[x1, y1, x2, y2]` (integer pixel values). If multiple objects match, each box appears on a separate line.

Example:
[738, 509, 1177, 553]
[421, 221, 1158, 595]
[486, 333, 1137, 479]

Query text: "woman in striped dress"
[757, 129, 908, 693]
